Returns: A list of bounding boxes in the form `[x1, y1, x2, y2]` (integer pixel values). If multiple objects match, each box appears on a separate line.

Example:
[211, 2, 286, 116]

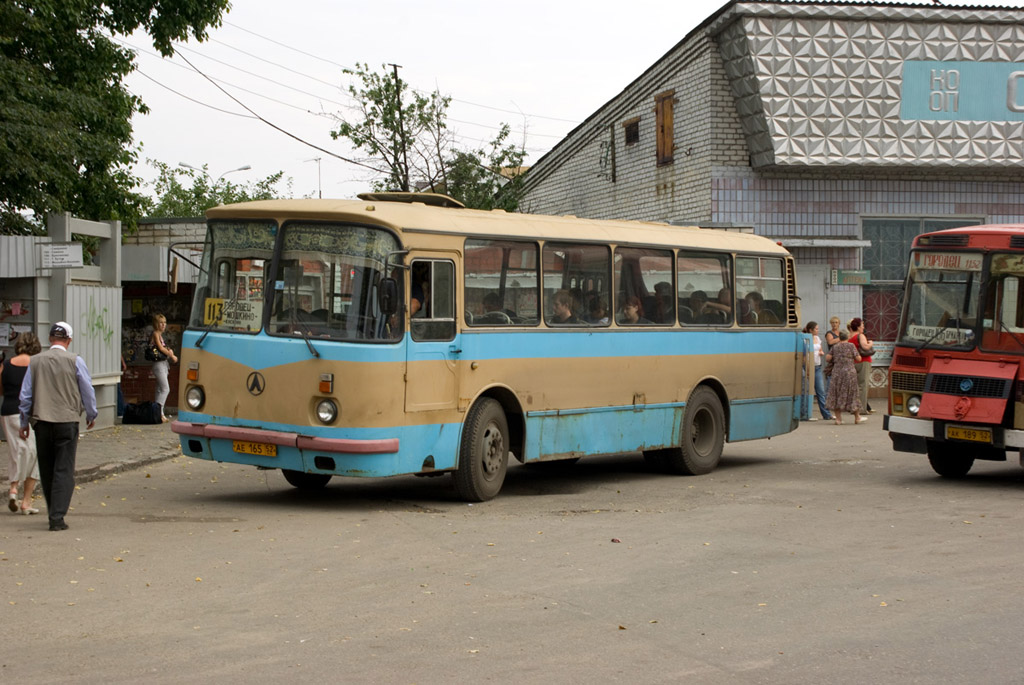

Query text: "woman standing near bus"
[150, 314, 178, 423]
[804, 322, 832, 421]
[825, 330, 864, 425]
[848, 318, 874, 416]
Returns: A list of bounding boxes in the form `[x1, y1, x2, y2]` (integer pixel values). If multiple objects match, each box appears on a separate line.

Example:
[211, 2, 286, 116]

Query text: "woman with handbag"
[848, 317, 874, 416]
[149, 313, 178, 423]
[825, 330, 864, 425]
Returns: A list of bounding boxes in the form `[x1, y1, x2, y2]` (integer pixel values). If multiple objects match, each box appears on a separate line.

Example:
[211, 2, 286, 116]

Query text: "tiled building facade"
[521, 0, 1024, 393]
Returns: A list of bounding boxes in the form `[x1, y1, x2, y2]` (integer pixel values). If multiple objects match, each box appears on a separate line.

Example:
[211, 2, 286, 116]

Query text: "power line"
[220, 19, 579, 124]
[133, 69, 256, 119]
[175, 52, 384, 174]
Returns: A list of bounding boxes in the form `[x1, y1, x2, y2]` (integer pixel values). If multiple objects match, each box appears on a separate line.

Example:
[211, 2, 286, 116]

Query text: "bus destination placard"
[913, 252, 982, 271]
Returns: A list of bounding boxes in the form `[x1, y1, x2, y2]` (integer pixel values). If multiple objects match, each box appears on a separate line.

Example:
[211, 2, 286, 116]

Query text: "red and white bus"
[886, 224, 1024, 477]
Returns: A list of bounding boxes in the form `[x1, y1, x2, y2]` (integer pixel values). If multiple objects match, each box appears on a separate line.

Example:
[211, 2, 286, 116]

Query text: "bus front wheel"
[282, 469, 332, 490]
[926, 441, 975, 478]
[453, 398, 509, 502]
[664, 386, 725, 476]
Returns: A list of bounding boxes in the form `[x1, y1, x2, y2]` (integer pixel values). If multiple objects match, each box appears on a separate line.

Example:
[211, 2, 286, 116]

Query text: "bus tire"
[665, 386, 725, 476]
[926, 441, 974, 478]
[282, 469, 332, 490]
[453, 398, 509, 502]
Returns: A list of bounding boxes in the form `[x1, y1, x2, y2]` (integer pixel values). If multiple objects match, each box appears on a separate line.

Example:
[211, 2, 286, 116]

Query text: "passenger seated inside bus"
[585, 295, 609, 325]
[743, 291, 781, 324]
[549, 290, 580, 325]
[617, 296, 651, 325]
[678, 293, 694, 323]
[709, 287, 733, 322]
[651, 281, 674, 323]
[477, 291, 515, 324]
[410, 263, 430, 318]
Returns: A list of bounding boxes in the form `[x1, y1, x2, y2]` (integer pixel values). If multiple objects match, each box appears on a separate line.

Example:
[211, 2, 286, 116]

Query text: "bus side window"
[411, 260, 456, 342]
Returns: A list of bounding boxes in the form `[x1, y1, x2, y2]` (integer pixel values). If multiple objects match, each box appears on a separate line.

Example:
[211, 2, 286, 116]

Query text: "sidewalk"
[73, 419, 183, 483]
[2, 418, 183, 486]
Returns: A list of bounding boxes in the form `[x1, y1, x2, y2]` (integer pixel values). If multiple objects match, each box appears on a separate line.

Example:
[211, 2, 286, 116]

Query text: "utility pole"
[389, 63, 410, 192]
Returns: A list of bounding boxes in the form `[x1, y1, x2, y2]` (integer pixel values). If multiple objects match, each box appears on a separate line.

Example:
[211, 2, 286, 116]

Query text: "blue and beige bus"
[172, 193, 805, 500]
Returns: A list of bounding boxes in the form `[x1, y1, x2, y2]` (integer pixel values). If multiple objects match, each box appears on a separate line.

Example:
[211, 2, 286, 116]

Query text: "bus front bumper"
[884, 414, 1024, 453]
[171, 421, 400, 455]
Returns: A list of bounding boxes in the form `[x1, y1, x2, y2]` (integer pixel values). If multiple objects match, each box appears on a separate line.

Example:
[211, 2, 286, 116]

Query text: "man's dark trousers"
[34, 421, 79, 527]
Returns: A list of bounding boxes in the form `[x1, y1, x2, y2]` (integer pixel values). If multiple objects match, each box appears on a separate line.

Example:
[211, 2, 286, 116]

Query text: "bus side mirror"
[379, 278, 399, 315]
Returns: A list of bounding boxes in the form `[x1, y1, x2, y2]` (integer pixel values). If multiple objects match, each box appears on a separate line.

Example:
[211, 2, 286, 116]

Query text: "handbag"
[144, 345, 167, 362]
[824, 356, 834, 377]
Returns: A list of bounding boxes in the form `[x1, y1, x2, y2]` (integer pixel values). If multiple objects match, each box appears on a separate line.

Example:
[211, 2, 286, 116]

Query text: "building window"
[862, 217, 983, 342]
[623, 118, 640, 146]
[655, 91, 675, 165]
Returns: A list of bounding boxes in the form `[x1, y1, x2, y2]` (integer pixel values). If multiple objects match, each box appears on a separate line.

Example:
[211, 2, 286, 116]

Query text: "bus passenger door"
[405, 256, 461, 411]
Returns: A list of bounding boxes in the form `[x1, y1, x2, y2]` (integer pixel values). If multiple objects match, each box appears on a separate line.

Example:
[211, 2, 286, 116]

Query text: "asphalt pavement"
[4, 412, 887, 486]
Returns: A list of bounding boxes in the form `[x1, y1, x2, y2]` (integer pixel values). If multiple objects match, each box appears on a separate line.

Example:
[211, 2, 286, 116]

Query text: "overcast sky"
[123, 0, 1024, 203]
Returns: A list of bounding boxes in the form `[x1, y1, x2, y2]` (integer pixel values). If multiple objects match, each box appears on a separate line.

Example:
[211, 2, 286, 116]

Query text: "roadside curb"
[75, 446, 183, 484]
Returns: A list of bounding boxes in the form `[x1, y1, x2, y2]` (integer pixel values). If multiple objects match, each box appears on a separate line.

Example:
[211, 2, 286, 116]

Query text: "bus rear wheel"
[926, 441, 975, 478]
[282, 469, 333, 490]
[453, 398, 509, 502]
[663, 386, 725, 476]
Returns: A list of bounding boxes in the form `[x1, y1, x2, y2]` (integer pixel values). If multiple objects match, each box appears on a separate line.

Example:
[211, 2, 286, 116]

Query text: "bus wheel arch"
[465, 385, 525, 464]
[453, 397, 510, 502]
[663, 382, 727, 476]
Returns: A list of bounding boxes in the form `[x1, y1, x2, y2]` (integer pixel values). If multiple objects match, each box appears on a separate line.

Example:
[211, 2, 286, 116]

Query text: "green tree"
[0, 1, 230, 235]
[330, 63, 527, 210]
[146, 160, 290, 217]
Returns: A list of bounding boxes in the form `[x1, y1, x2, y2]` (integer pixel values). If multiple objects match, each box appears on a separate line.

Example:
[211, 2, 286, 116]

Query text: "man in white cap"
[18, 321, 97, 531]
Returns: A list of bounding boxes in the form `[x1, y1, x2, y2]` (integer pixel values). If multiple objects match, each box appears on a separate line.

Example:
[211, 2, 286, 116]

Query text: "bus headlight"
[907, 396, 921, 415]
[316, 399, 338, 424]
[185, 386, 205, 411]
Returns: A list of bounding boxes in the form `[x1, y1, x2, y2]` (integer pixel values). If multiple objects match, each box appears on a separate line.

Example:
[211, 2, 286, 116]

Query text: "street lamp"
[177, 162, 251, 182]
[305, 157, 322, 198]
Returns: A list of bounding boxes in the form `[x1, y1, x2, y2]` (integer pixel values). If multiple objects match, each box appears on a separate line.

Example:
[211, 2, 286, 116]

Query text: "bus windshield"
[268, 222, 401, 341]
[189, 220, 276, 333]
[898, 251, 982, 349]
[189, 220, 402, 341]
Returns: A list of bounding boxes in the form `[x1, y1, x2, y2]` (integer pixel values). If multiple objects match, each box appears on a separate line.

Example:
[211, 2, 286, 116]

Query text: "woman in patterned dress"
[825, 330, 864, 425]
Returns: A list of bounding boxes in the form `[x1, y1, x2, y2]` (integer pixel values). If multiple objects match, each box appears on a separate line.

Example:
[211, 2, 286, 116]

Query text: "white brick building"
[522, 0, 1024, 392]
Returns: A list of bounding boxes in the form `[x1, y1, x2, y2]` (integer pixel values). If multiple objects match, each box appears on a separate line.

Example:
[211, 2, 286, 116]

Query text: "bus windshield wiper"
[915, 307, 962, 352]
[289, 309, 321, 358]
[196, 291, 242, 349]
[996, 318, 1024, 354]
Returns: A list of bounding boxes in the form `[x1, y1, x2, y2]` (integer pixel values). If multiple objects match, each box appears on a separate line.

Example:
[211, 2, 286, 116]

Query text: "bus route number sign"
[203, 298, 263, 329]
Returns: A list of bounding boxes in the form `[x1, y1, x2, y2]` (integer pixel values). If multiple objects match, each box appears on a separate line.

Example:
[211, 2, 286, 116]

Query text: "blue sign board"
[900, 60, 1024, 121]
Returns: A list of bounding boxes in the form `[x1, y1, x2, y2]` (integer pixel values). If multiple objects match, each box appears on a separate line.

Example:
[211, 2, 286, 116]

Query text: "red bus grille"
[890, 371, 926, 392]
[925, 374, 1010, 399]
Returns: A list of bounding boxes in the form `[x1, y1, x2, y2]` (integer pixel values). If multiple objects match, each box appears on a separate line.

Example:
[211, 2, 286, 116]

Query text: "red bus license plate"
[233, 440, 277, 456]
